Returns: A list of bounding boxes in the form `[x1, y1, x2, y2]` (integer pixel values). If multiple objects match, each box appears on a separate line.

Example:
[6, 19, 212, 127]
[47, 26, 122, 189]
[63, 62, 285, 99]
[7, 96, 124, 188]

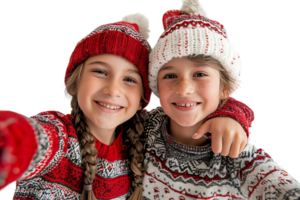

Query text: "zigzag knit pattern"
[0, 97, 254, 199]
[142, 108, 300, 200]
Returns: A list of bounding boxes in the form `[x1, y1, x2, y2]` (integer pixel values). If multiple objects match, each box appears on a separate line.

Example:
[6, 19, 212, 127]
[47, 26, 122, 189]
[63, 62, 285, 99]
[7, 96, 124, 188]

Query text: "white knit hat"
[149, 0, 241, 97]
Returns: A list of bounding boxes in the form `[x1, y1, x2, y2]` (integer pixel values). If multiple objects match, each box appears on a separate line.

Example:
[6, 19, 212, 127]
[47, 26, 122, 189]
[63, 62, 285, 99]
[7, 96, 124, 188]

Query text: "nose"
[102, 80, 122, 97]
[175, 78, 195, 96]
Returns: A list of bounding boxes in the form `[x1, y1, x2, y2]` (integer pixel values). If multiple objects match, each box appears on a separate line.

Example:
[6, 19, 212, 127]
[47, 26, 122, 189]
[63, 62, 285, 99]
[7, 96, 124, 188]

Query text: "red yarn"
[64, 22, 151, 108]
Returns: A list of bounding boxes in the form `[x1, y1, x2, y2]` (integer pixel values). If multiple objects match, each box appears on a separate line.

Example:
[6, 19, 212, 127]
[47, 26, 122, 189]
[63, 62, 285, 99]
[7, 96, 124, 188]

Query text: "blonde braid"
[71, 96, 98, 200]
[67, 63, 146, 199]
[124, 110, 146, 200]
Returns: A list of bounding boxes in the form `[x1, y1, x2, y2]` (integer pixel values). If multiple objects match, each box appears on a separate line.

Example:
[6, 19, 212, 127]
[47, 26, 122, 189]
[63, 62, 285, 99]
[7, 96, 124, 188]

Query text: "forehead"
[160, 57, 216, 71]
[85, 54, 138, 71]
[85, 54, 136, 68]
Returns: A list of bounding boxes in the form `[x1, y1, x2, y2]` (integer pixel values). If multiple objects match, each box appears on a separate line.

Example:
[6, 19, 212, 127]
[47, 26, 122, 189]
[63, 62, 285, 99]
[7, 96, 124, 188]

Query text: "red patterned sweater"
[0, 98, 253, 199]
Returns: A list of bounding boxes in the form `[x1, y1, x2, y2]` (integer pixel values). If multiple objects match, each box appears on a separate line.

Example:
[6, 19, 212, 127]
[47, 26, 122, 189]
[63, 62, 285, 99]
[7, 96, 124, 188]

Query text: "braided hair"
[123, 110, 146, 200]
[66, 63, 146, 200]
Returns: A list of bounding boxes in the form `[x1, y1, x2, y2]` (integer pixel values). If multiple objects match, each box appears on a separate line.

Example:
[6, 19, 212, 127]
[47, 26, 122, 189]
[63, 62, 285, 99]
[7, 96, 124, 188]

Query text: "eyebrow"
[160, 63, 209, 72]
[87, 61, 140, 75]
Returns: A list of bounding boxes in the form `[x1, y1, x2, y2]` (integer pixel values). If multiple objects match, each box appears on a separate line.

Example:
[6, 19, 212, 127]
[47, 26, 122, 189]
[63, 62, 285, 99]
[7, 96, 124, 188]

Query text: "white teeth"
[98, 103, 121, 110]
[175, 103, 197, 107]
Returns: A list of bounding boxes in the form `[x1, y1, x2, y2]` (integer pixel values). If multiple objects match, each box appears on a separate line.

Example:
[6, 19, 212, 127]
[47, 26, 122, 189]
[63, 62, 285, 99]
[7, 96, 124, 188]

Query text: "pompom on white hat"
[149, 0, 242, 97]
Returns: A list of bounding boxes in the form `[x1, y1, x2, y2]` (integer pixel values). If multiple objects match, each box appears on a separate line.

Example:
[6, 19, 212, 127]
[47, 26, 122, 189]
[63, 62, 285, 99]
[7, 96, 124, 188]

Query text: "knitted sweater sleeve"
[0, 110, 70, 189]
[203, 97, 254, 138]
[236, 143, 300, 199]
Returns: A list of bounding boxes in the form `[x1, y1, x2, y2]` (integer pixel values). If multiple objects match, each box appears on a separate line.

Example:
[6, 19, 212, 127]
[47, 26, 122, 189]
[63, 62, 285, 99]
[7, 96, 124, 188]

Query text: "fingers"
[193, 120, 211, 139]
[220, 131, 234, 156]
[239, 138, 247, 154]
[193, 131, 204, 140]
[211, 130, 222, 154]
[228, 134, 242, 158]
[0, 118, 17, 136]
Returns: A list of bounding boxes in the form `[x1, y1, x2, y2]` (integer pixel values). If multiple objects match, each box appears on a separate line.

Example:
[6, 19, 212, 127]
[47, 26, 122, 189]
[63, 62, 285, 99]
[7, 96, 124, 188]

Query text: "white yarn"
[149, 25, 241, 97]
[122, 13, 150, 40]
[181, 0, 207, 17]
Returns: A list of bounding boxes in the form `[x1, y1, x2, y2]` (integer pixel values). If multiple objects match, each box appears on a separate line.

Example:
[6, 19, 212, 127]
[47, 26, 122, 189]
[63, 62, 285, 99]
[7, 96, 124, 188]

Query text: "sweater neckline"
[162, 118, 212, 156]
[68, 114, 127, 161]
[94, 126, 125, 160]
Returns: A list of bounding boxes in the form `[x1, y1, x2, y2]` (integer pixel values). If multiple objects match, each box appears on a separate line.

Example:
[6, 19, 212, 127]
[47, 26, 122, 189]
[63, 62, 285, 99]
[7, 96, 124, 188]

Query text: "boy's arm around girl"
[0, 97, 253, 190]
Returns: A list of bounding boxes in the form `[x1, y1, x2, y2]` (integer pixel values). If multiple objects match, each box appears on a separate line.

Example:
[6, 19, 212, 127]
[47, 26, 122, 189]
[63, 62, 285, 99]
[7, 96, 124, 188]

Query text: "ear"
[220, 89, 229, 99]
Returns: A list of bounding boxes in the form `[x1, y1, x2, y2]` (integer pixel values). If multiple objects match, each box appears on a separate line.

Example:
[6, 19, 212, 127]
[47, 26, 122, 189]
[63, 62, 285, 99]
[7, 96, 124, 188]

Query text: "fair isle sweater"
[0, 98, 253, 199]
[142, 108, 300, 200]
[0, 111, 131, 200]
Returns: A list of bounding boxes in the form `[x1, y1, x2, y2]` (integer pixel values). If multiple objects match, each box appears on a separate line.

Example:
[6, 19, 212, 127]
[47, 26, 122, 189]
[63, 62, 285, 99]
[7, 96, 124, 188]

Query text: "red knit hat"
[65, 14, 152, 108]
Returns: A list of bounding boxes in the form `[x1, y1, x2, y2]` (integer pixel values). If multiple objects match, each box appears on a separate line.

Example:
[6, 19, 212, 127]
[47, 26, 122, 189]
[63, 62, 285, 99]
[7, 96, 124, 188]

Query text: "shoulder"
[144, 107, 168, 147]
[28, 110, 77, 138]
[31, 111, 72, 128]
[144, 107, 168, 129]
[143, 105, 166, 122]
[230, 142, 273, 173]
[240, 142, 271, 157]
[33, 111, 71, 122]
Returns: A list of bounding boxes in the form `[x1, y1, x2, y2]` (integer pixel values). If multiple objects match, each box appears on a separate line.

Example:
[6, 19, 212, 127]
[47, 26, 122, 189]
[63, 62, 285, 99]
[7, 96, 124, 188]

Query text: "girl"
[142, 0, 300, 199]
[0, 13, 253, 200]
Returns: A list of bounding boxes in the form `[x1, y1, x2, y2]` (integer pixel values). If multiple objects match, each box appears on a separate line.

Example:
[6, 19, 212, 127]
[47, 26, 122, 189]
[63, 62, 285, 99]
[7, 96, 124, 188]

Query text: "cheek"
[78, 77, 92, 94]
[78, 82, 90, 97]
[127, 87, 143, 110]
[158, 81, 170, 106]
[77, 90, 85, 107]
[197, 80, 220, 100]
[196, 80, 208, 89]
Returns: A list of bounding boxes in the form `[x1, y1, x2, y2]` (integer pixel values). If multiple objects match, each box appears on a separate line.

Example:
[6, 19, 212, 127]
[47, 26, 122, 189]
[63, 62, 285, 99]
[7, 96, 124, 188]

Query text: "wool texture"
[148, 0, 244, 99]
[0, 98, 254, 199]
[0, 111, 132, 199]
[142, 107, 300, 200]
[62, 13, 153, 108]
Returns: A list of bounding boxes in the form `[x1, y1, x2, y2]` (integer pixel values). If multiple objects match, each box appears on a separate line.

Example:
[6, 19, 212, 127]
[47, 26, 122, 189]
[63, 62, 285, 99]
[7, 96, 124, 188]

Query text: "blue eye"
[164, 74, 177, 79]
[126, 78, 136, 83]
[94, 70, 106, 74]
[194, 72, 206, 77]
[164, 72, 207, 79]
[94, 70, 136, 83]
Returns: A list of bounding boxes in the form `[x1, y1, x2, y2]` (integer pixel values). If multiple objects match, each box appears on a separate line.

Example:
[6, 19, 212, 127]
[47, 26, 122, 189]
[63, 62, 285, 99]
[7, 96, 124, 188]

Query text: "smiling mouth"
[95, 101, 124, 108]
[95, 102, 122, 110]
[172, 102, 200, 106]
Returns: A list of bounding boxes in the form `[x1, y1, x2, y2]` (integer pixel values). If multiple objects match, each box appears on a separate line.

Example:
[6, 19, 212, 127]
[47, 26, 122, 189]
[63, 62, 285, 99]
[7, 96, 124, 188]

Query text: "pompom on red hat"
[149, 0, 242, 97]
[65, 14, 152, 108]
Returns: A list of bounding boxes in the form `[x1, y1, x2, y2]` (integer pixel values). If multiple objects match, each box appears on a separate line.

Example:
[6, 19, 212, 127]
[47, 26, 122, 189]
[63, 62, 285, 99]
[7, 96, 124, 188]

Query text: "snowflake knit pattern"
[142, 108, 300, 200]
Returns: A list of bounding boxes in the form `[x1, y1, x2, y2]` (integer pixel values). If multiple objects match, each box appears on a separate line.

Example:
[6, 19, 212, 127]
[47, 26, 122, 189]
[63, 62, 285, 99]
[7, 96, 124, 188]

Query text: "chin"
[172, 116, 201, 127]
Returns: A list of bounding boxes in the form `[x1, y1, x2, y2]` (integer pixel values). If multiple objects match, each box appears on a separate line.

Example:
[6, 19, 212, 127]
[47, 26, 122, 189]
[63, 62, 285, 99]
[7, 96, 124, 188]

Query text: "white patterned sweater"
[142, 108, 300, 200]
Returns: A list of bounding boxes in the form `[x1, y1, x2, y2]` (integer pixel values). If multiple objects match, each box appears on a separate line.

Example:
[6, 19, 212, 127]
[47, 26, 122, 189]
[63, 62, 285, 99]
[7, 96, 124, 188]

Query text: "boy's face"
[158, 57, 221, 127]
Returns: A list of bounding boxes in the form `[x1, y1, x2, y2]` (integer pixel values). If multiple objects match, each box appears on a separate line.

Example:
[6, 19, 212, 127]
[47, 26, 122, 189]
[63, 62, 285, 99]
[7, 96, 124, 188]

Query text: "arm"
[204, 97, 254, 137]
[0, 110, 70, 189]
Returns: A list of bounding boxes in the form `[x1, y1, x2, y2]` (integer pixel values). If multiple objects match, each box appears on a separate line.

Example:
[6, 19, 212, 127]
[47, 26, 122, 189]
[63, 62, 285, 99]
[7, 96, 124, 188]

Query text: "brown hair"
[66, 63, 145, 200]
[186, 54, 236, 108]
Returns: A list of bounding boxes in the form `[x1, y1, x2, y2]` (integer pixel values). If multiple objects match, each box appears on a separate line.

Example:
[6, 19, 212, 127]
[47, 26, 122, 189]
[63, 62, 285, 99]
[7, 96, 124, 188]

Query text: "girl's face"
[158, 57, 222, 127]
[77, 54, 143, 131]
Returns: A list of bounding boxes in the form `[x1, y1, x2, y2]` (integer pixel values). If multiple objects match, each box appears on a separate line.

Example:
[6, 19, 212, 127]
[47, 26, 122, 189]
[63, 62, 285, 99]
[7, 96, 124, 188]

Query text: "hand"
[0, 118, 17, 181]
[192, 117, 247, 158]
